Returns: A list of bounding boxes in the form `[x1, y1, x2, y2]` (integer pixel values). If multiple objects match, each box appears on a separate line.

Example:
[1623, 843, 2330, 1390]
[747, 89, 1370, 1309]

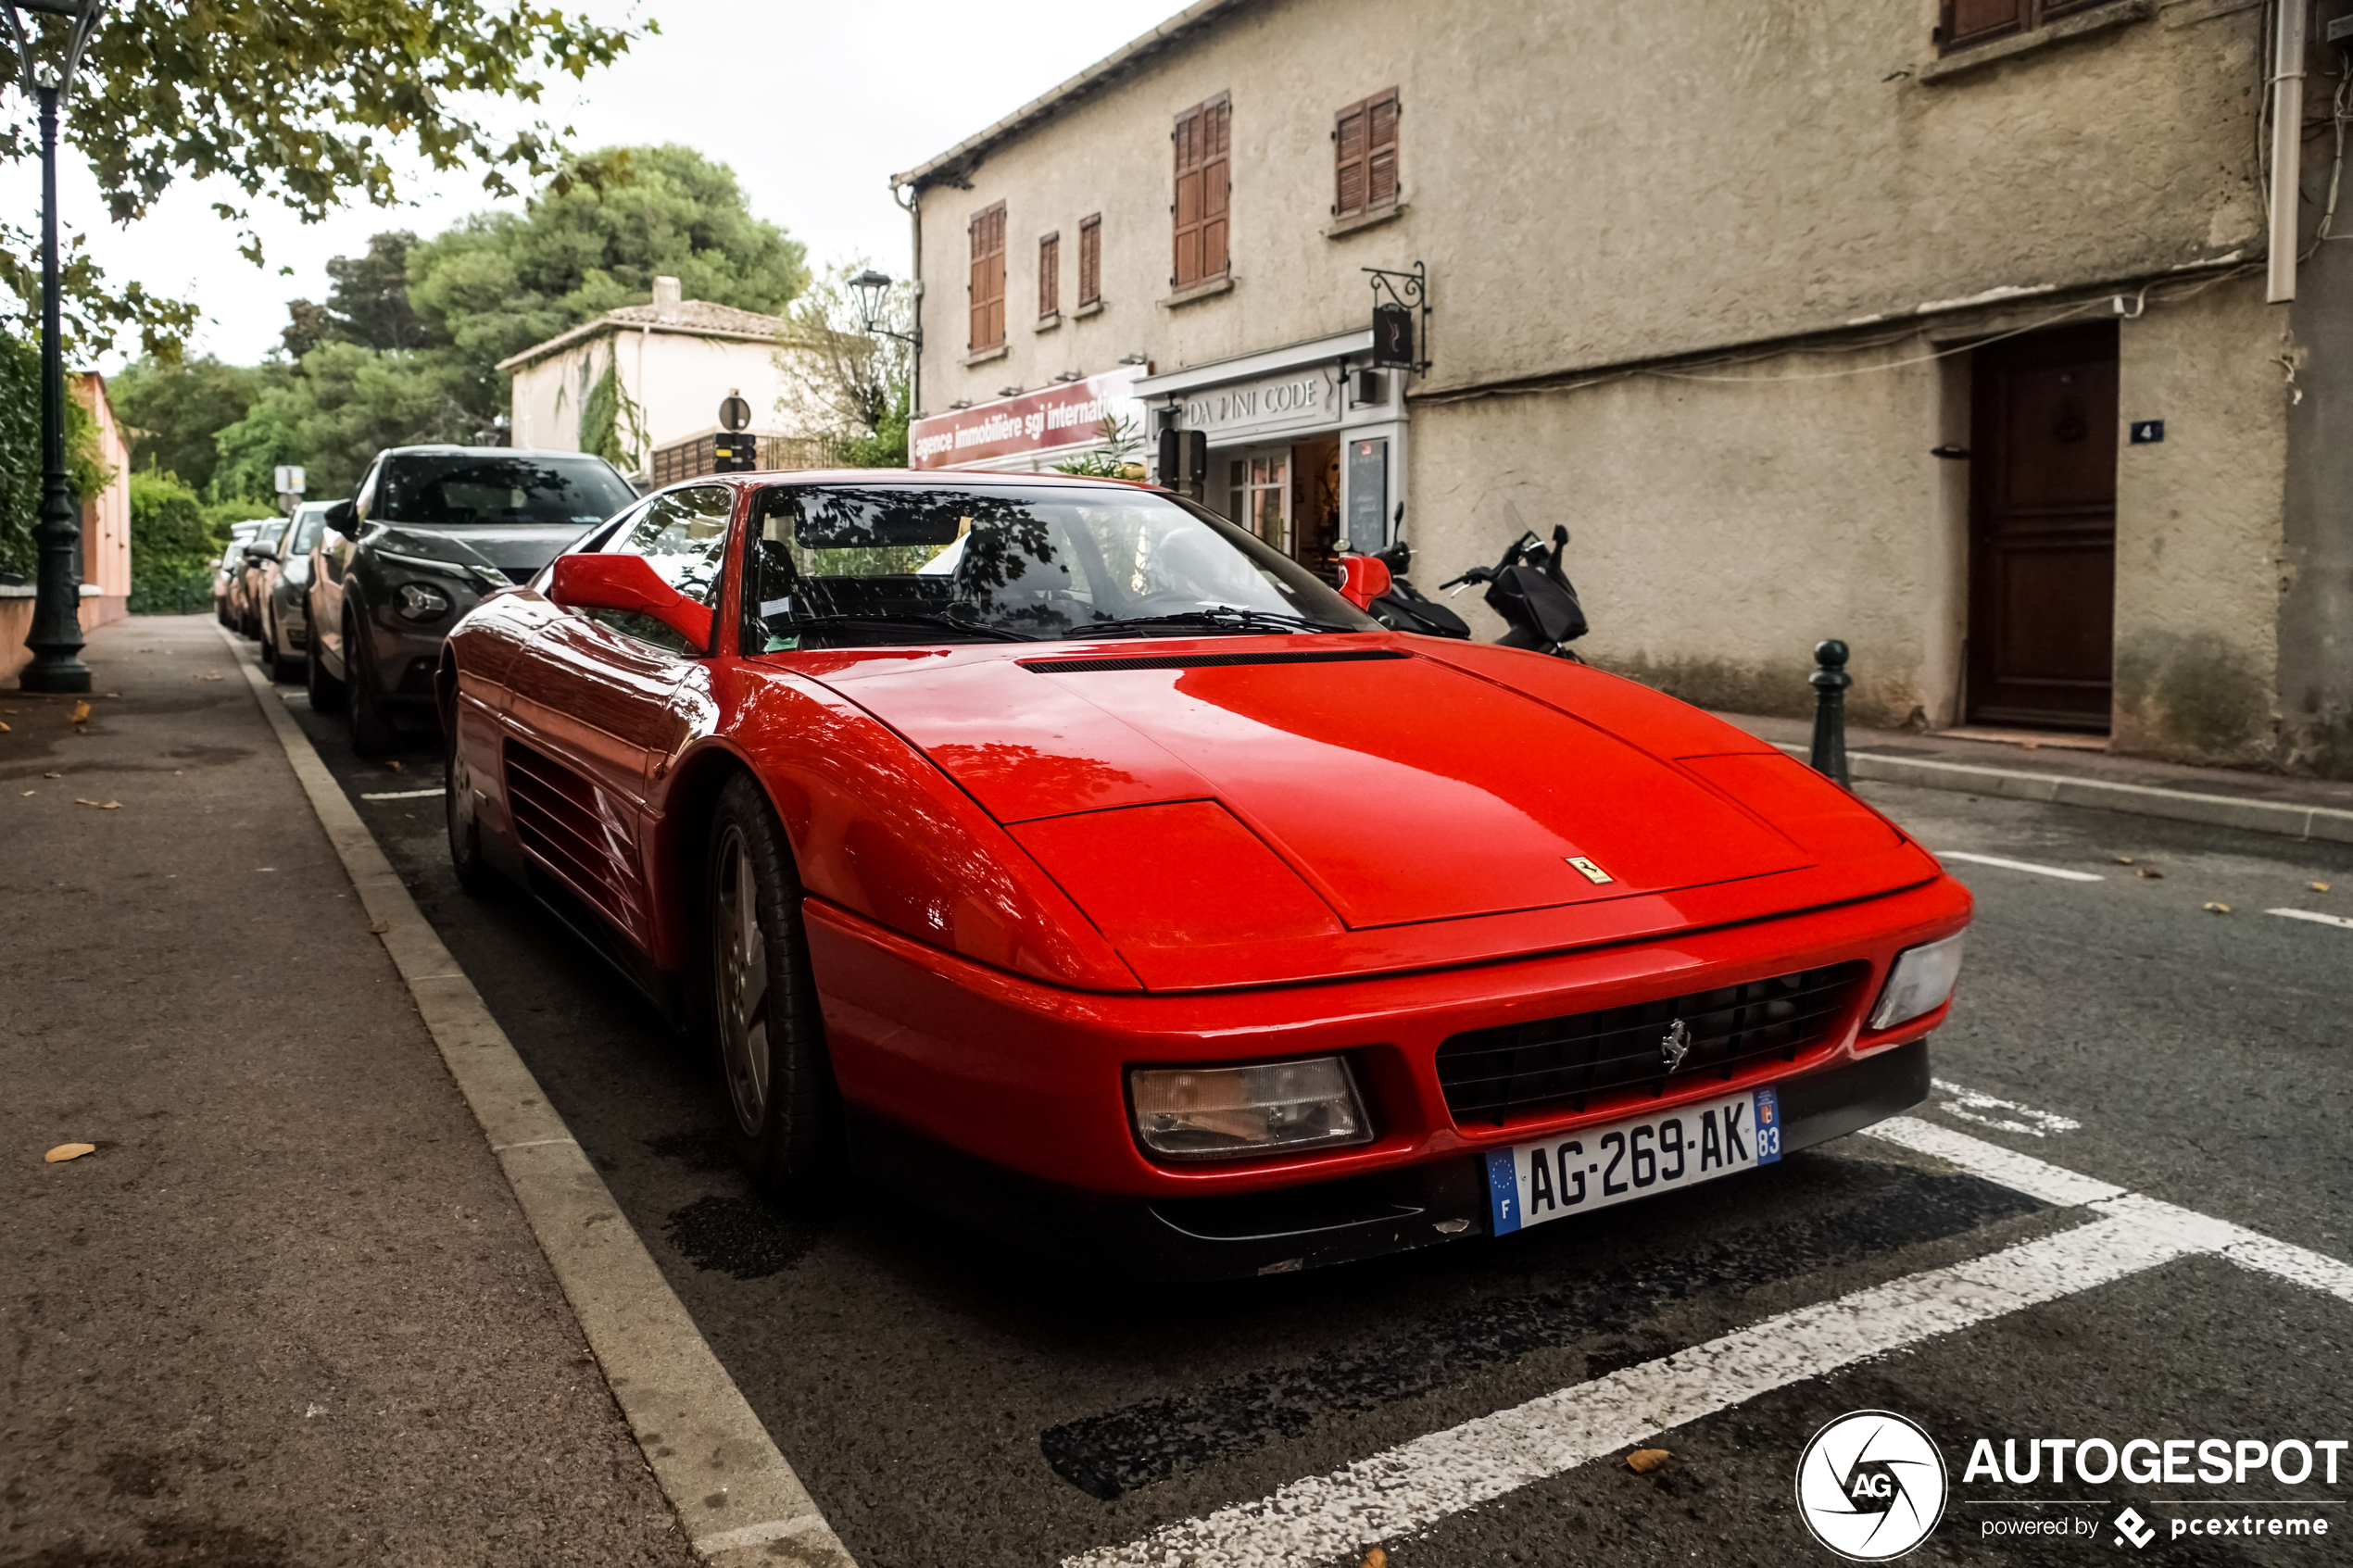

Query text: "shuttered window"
[1078, 215, 1101, 307]
[968, 203, 1006, 350]
[1333, 90, 1400, 220]
[1172, 95, 1230, 290]
[1038, 232, 1060, 320]
[1941, 0, 2113, 51]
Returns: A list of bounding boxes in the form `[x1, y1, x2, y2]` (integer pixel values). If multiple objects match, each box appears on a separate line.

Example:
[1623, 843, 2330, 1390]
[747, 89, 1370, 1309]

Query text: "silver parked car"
[256, 501, 340, 683]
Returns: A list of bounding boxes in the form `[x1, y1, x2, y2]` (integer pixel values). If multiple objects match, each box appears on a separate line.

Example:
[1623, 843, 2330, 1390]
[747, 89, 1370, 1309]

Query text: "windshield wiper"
[1078, 608, 1346, 638]
[781, 612, 1038, 643]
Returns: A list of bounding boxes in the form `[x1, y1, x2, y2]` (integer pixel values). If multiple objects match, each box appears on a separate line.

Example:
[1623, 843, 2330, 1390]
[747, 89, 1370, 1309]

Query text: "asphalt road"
[271, 638, 2353, 1568]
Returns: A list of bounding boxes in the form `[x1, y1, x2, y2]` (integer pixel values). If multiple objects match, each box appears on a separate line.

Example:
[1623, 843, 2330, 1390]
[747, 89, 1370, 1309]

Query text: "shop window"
[969, 202, 1006, 350]
[1939, 0, 2116, 52]
[1038, 231, 1060, 320]
[1333, 90, 1399, 220]
[1173, 95, 1230, 289]
[1229, 453, 1288, 554]
[1078, 215, 1102, 307]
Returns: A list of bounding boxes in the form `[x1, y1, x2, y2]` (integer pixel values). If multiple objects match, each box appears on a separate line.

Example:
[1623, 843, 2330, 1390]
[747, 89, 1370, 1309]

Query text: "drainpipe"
[2269, 0, 2308, 303]
[893, 177, 923, 429]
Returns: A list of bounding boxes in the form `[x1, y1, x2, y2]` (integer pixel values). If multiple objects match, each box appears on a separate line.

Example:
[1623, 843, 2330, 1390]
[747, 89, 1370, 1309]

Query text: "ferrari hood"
[368, 522, 587, 579]
[819, 644, 1819, 931]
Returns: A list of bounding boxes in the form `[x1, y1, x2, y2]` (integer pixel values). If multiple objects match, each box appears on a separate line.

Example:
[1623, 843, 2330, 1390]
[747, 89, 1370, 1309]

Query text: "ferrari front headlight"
[1128, 1055, 1371, 1161]
[1868, 932, 1968, 1031]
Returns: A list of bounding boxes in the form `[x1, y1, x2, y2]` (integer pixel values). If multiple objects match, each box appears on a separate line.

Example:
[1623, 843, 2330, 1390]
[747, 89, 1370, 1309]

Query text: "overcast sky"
[3, 0, 1182, 369]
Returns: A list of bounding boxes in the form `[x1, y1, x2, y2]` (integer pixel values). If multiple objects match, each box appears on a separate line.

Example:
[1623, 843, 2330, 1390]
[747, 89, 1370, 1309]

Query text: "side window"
[1333, 90, 1399, 220]
[351, 462, 382, 524]
[585, 485, 735, 656]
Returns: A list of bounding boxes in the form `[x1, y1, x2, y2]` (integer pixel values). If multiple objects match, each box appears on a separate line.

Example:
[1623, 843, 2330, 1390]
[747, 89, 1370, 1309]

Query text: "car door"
[312, 459, 380, 677]
[498, 484, 736, 952]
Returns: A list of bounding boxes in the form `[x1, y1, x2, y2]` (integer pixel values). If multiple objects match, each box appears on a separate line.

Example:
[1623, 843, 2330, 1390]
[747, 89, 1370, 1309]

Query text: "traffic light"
[1156, 427, 1207, 487]
[712, 433, 758, 472]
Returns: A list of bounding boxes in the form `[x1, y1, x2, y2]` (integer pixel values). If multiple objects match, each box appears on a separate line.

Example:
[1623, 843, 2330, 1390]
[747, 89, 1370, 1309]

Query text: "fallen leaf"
[2137, 867, 2164, 880]
[2204, 902, 2232, 914]
[1628, 1448, 1672, 1474]
[2112, 855, 2134, 865]
[385, 759, 403, 772]
[69, 700, 89, 723]
[0, 720, 10, 732]
[44, 771, 60, 778]
[194, 671, 223, 682]
[20, 790, 33, 797]
[2311, 883, 2333, 894]
[1357, 1549, 1386, 1568]
[368, 918, 390, 935]
[44, 1143, 95, 1163]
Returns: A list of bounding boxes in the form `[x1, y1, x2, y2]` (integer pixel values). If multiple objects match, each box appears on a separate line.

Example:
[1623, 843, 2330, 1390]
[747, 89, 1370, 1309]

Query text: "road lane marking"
[1076, 1118, 2353, 1567]
[1929, 1078, 2082, 1137]
[222, 631, 857, 1568]
[1063, 1215, 2199, 1568]
[359, 785, 447, 800]
[1936, 850, 2106, 882]
[2268, 908, 2353, 931]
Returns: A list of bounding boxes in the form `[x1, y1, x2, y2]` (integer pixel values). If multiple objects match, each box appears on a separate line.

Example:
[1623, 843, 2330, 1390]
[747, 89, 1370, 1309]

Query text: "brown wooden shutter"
[1942, 0, 2025, 49]
[968, 202, 1005, 349]
[1334, 99, 1366, 218]
[1038, 232, 1060, 319]
[1333, 90, 1399, 219]
[1173, 95, 1230, 289]
[1366, 93, 1399, 209]
[1078, 215, 1101, 306]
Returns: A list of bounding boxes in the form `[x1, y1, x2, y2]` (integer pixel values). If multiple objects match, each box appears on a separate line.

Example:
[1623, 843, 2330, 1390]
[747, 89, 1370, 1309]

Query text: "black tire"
[707, 772, 839, 1200]
[346, 613, 397, 757]
[261, 617, 291, 683]
[445, 732, 501, 898]
[306, 624, 346, 713]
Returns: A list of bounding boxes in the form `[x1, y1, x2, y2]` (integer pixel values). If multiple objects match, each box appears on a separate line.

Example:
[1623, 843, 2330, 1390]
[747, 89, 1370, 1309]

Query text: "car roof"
[667, 469, 1164, 493]
[376, 445, 621, 459]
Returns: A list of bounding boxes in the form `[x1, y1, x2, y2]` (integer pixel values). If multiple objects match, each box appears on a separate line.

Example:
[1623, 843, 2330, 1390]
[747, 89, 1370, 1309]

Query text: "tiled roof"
[495, 299, 791, 372]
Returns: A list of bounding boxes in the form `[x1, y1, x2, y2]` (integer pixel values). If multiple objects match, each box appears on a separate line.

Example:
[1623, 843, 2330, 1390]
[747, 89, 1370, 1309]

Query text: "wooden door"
[1967, 324, 2118, 732]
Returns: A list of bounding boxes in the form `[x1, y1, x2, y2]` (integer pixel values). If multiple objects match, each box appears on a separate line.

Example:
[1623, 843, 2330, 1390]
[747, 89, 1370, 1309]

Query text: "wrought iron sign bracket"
[1362, 261, 1429, 376]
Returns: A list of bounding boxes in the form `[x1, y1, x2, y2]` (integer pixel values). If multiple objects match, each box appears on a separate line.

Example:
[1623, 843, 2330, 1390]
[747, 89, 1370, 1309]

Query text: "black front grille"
[1021, 648, 1408, 674]
[1435, 961, 1870, 1124]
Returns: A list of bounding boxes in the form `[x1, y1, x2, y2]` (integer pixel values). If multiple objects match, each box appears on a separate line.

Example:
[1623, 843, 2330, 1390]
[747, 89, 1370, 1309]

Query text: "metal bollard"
[1809, 639, 1851, 788]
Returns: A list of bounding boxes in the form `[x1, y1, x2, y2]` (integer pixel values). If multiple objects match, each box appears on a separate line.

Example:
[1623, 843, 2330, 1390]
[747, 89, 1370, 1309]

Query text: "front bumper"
[809, 873, 1969, 1278]
[850, 1043, 1930, 1280]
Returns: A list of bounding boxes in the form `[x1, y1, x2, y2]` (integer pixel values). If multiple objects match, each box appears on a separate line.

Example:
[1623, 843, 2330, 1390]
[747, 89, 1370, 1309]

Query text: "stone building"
[896, 0, 2353, 774]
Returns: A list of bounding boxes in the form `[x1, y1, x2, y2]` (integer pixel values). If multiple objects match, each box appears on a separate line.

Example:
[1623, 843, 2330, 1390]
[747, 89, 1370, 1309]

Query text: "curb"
[222, 632, 857, 1568]
[1773, 744, 2353, 846]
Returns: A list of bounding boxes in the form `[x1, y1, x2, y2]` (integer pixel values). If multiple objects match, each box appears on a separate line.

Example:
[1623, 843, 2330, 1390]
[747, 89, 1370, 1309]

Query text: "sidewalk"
[1, 617, 697, 1566]
[1715, 710, 2353, 844]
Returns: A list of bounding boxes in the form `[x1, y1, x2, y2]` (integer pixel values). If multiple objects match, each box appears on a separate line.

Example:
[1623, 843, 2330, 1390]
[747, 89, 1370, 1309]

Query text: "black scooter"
[1438, 525, 1589, 659]
[1361, 533, 1472, 640]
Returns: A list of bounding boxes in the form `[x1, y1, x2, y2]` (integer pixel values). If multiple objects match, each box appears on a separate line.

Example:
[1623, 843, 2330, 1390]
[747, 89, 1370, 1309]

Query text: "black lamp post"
[5, 0, 105, 693]
[847, 269, 919, 348]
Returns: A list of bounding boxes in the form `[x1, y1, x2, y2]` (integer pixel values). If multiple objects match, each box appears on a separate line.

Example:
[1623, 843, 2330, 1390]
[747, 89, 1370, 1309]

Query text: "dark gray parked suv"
[307, 445, 637, 753]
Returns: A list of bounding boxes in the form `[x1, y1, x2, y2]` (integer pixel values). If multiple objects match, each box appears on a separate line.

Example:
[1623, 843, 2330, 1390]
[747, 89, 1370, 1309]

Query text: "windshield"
[740, 484, 1378, 650]
[376, 455, 635, 529]
[291, 511, 329, 553]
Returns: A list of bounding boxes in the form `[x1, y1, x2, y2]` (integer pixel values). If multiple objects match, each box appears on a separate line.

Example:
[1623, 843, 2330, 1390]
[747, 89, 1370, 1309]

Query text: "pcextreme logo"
[1796, 1411, 1950, 1561]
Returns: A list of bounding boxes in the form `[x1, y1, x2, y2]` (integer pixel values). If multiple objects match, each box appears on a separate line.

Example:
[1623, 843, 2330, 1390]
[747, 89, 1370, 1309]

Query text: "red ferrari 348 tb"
[438, 471, 1969, 1278]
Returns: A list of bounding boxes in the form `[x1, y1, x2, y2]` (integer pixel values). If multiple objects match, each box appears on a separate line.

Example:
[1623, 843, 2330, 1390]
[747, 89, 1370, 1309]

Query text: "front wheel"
[306, 625, 346, 713]
[707, 772, 839, 1201]
[346, 614, 397, 757]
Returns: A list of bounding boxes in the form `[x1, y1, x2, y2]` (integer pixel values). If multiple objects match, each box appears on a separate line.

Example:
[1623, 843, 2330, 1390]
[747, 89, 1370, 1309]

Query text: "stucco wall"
[510, 330, 813, 469]
[1409, 340, 1959, 729]
[916, 0, 2268, 407]
[2110, 271, 2287, 764]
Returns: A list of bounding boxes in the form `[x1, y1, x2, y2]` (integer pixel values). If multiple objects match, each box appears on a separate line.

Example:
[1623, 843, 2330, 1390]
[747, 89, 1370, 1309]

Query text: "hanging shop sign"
[910, 365, 1148, 470]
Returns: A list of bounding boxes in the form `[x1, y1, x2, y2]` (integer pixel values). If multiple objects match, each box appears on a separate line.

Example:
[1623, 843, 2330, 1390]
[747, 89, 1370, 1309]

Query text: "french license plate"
[1486, 1087, 1781, 1235]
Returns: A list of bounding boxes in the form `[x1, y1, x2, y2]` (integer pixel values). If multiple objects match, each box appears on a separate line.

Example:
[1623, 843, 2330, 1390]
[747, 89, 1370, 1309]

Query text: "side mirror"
[324, 499, 359, 537]
[548, 552, 713, 651]
[244, 544, 277, 562]
[1335, 553, 1393, 612]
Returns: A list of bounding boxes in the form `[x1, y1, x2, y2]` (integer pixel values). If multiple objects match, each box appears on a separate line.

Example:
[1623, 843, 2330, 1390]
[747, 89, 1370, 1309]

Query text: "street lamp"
[847, 269, 920, 347]
[4, 0, 105, 693]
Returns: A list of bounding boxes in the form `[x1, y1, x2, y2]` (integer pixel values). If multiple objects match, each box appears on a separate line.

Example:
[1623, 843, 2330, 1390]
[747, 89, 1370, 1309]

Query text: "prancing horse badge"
[1660, 1018, 1692, 1073]
[1566, 856, 1614, 884]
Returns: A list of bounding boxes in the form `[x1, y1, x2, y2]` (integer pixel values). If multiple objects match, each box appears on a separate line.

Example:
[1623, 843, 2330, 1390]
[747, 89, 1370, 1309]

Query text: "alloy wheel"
[713, 824, 772, 1135]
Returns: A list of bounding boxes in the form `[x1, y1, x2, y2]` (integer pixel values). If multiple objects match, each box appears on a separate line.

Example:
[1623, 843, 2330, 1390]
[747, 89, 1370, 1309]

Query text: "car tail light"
[1868, 932, 1968, 1031]
[1128, 1056, 1371, 1161]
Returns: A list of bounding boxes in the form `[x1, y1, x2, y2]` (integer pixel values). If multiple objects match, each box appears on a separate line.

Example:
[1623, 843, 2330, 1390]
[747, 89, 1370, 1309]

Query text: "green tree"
[409, 143, 809, 427]
[780, 260, 908, 468]
[0, 0, 650, 355]
[109, 356, 282, 494]
[283, 231, 439, 358]
[211, 340, 476, 500]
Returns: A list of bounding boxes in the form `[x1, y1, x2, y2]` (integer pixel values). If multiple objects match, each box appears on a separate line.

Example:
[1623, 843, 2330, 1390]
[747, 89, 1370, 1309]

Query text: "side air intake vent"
[1021, 648, 1410, 675]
